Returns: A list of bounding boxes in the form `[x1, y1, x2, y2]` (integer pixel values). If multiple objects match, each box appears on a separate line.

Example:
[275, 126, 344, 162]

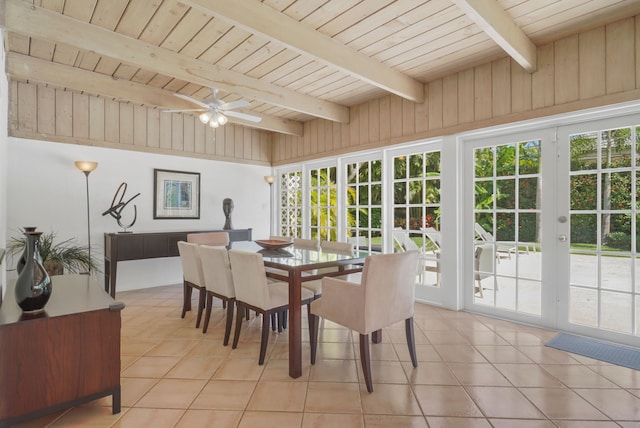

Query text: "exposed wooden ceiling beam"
[7, 52, 304, 136]
[452, 0, 537, 72]
[182, 0, 425, 103]
[5, 0, 349, 123]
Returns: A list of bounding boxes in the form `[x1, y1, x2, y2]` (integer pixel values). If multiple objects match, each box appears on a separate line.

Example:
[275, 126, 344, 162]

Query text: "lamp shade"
[75, 161, 98, 173]
[264, 175, 276, 184]
[199, 112, 212, 124]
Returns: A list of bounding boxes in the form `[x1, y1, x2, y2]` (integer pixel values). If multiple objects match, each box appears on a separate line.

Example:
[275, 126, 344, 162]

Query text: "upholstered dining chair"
[177, 241, 207, 328]
[187, 231, 229, 247]
[228, 249, 315, 365]
[309, 250, 419, 393]
[269, 235, 293, 242]
[320, 240, 354, 253]
[198, 245, 236, 343]
[302, 240, 357, 297]
[293, 237, 319, 250]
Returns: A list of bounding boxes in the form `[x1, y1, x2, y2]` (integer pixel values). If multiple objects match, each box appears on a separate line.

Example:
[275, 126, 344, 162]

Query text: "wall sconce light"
[75, 161, 98, 272]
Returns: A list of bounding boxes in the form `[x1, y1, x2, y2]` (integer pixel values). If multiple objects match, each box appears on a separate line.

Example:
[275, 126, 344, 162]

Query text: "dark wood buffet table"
[104, 228, 252, 297]
[0, 275, 124, 428]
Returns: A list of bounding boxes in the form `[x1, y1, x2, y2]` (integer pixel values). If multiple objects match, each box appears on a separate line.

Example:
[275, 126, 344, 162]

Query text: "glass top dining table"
[229, 241, 370, 378]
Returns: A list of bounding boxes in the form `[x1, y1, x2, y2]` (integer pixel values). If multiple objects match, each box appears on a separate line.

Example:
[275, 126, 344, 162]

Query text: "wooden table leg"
[288, 269, 302, 378]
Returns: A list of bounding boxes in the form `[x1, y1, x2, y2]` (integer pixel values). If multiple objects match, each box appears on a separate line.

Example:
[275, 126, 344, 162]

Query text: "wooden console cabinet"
[104, 228, 252, 297]
[0, 275, 123, 427]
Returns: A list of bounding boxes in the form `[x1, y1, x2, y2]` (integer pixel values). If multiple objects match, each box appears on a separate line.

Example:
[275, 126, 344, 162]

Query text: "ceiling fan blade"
[224, 110, 262, 123]
[173, 93, 210, 109]
[162, 109, 207, 113]
[220, 99, 250, 110]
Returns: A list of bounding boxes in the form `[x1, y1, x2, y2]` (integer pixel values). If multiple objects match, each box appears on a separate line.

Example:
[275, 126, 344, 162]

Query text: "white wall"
[6, 138, 272, 292]
[0, 32, 7, 300]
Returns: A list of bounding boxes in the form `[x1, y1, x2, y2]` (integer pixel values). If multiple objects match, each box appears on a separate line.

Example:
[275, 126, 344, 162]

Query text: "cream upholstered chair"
[309, 251, 419, 393]
[320, 240, 354, 253]
[187, 231, 229, 247]
[198, 245, 236, 343]
[177, 241, 207, 328]
[302, 240, 358, 297]
[269, 235, 293, 242]
[474, 243, 494, 297]
[293, 237, 319, 250]
[228, 249, 315, 365]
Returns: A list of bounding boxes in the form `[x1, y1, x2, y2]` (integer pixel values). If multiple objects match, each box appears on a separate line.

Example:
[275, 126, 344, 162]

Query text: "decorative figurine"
[223, 198, 234, 230]
[102, 182, 141, 233]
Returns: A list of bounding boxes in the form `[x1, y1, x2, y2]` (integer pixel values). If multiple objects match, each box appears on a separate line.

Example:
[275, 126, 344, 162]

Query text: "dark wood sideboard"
[0, 275, 124, 428]
[104, 228, 252, 297]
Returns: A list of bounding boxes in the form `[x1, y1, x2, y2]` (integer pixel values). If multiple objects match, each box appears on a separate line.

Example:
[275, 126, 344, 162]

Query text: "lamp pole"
[75, 161, 98, 273]
[264, 175, 276, 236]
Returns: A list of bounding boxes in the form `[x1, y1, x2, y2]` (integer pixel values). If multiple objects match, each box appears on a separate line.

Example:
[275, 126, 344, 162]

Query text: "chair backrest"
[392, 227, 421, 252]
[199, 245, 235, 298]
[422, 227, 441, 250]
[177, 241, 205, 287]
[347, 236, 367, 249]
[187, 231, 230, 247]
[474, 223, 494, 242]
[474, 243, 494, 280]
[320, 240, 354, 253]
[294, 238, 319, 250]
[269, 235, 293, 242]
[360, 251, 419, 332]
[228, 250, 271, 309]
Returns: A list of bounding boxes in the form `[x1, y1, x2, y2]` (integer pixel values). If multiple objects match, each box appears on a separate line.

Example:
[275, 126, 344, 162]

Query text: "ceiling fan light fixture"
[217, 113, 228, 125]
[209, 119, 219, 128]
[199, 112, 211, 124]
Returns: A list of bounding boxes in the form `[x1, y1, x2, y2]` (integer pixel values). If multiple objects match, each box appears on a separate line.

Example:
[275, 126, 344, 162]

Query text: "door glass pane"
[308, 166, 337, 242]
[473, 140, 542, 315]
[345, 160, 382, 252]
[568, 125, 639, 337]
[393, 150, 441, 287]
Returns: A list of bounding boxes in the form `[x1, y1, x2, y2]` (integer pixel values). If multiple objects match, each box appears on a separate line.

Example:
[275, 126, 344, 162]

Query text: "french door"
[464, 130, 556, 327]
[557, 116, 640, 347]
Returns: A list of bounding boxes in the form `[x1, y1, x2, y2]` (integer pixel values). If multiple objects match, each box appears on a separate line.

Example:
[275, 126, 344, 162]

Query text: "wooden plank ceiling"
[3, 0, 640, 136]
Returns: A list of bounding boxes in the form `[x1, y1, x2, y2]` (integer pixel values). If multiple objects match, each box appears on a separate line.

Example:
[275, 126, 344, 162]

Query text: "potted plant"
[7, 231, 99, 275]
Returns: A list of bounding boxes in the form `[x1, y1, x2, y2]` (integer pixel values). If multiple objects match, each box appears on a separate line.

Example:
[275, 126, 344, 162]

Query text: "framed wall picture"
[153, 169, 200, 219]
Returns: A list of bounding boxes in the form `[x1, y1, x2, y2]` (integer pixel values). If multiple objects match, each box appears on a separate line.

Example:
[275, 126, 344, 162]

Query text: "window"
[308, 166, 337, 240]
[345, 159, 382, 252]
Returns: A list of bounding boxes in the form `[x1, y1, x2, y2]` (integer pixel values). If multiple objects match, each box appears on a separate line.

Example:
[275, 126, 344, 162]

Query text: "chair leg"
[282, 310, 288, 329]
[181, 281, 192, 318]
[259, 312, 270, 365]
[309, 313, 319, 364]
[195, 287, 206, 328]
[405, 317, 418, 368]
[202, 292, 214, 333]
[277, 311, 284, 333]
[232, 303, 244, 349]
[271, 312, 277, 332]
[223, 298, 235, 346]
[359, 333, 373, 393]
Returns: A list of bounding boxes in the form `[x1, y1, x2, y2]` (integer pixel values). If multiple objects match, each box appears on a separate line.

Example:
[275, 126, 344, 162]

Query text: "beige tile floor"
[13, 283, 640, 427]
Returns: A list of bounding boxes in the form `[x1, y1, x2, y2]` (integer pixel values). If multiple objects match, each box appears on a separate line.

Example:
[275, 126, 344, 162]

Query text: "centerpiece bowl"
[254, 239, 294, 250]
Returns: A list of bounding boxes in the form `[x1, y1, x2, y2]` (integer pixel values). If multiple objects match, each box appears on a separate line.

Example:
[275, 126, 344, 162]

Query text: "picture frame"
[153, 169, 200, 219]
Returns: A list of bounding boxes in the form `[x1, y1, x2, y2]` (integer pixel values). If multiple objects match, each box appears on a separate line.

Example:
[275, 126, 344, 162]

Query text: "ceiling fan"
[163, 89, 262, 127]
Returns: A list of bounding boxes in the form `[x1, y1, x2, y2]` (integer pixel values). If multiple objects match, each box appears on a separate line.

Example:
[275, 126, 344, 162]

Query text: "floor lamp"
[264, 175, 276, 236]
[75, 161, 98, 273]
